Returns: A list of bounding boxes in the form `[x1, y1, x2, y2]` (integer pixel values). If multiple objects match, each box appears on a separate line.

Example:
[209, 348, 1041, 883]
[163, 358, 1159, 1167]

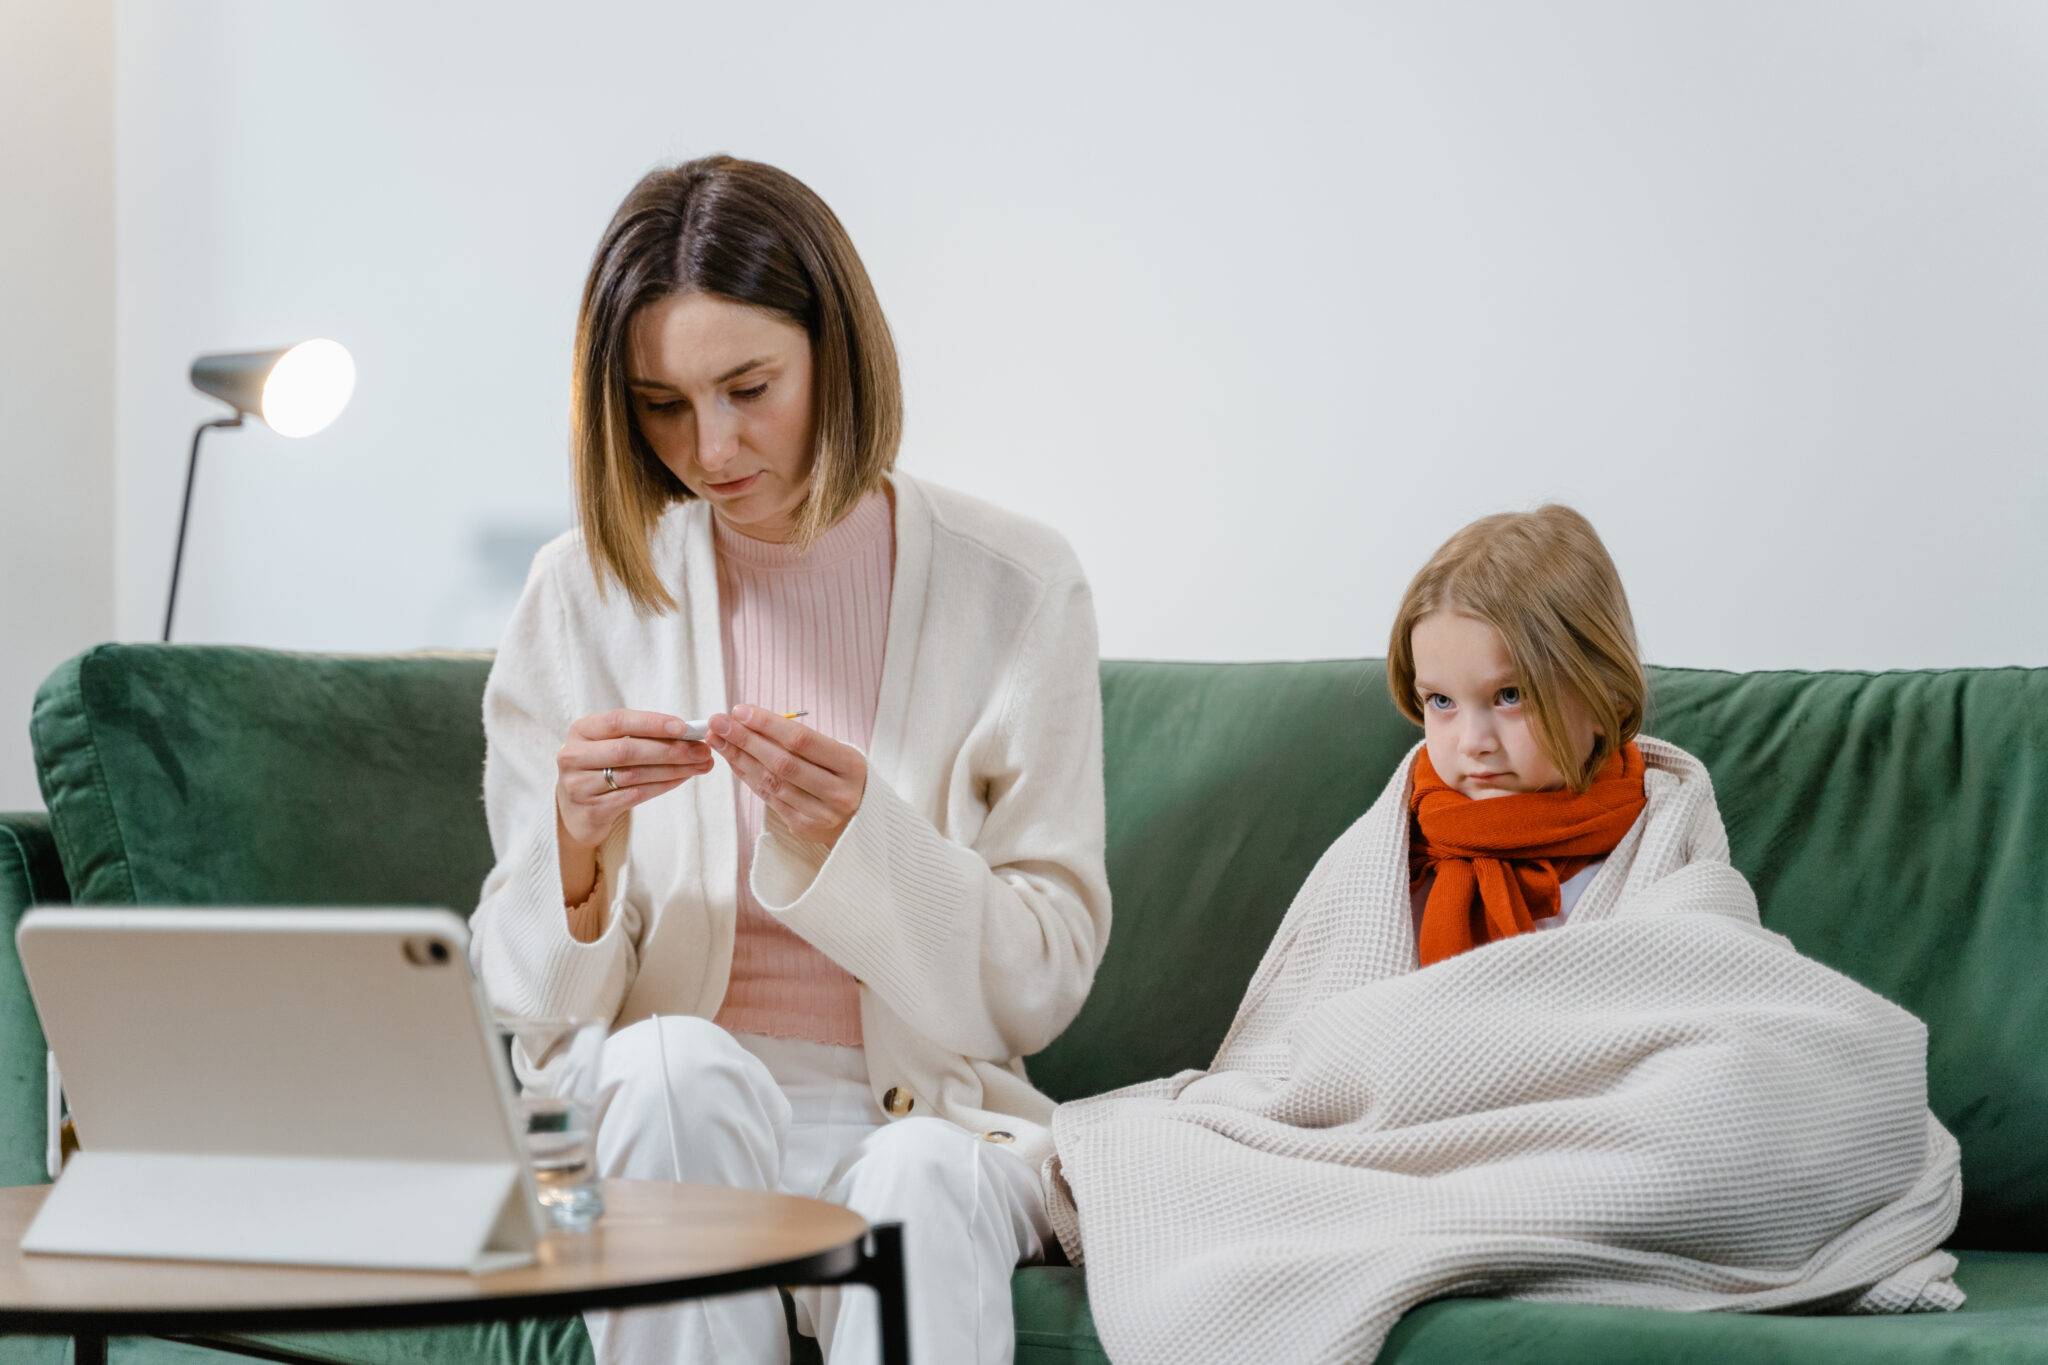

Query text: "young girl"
[1389, 504, 1653, 965]
[1046, 505, 1961, 1364]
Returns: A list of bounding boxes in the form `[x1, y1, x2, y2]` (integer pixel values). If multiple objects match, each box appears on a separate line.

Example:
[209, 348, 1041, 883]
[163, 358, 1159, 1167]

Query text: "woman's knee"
[596, 1017, 787, 1159]
[832, 1118, 979, 1213]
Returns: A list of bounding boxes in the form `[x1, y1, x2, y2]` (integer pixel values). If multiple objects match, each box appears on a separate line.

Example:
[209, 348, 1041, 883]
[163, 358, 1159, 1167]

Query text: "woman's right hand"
[555, 709, 714, 852]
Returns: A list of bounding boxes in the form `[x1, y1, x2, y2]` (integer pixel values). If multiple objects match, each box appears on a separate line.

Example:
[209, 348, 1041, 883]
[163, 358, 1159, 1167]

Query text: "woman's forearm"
[557, 809, 605, 940]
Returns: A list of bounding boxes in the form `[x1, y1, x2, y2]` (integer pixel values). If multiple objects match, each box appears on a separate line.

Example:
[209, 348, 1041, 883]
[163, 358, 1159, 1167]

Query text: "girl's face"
[627, 292, 817, 543]
[1410, 611, 1597, 800]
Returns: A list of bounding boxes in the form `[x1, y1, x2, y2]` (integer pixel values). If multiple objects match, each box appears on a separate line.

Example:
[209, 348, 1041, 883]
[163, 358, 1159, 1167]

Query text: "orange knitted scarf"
[1408, 741, 1647, 966]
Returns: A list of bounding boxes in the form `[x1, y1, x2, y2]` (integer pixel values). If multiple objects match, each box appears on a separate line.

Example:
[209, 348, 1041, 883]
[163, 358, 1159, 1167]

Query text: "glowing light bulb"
[260, 339, 355, 437]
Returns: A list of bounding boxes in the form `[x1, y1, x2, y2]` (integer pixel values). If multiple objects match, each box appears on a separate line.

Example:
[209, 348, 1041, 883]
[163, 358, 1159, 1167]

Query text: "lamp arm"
[162, 415, 244, 642]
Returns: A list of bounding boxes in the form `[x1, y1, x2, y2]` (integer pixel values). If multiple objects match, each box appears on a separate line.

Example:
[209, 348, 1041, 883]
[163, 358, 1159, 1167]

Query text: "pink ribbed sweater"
[707, 491, 893, 1046]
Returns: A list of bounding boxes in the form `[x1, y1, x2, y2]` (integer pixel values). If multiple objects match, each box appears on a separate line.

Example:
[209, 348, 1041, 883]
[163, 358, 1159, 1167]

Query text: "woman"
[469, 155, 1110, 1365]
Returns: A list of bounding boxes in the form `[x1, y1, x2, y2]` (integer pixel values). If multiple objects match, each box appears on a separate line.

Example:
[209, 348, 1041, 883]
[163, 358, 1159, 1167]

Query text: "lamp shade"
[189, 339, 355, 437]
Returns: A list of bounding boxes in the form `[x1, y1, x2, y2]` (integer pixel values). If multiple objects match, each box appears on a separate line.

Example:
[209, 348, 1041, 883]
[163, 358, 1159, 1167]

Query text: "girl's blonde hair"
[1386, 504, 1645, 792]
[570, 155, 903, 613]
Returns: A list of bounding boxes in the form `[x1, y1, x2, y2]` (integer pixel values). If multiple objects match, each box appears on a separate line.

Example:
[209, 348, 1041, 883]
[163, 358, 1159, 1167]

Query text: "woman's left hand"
[707, 705, 868, 847]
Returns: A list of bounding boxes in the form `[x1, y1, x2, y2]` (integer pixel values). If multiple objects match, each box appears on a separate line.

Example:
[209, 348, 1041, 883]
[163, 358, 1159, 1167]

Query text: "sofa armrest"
[1, 810, 67, 1186]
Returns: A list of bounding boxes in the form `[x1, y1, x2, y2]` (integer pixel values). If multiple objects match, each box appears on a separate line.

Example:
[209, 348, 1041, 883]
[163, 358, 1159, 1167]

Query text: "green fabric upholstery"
[30, 645, 497, 913]
[1029, 660, 1414, 1105]
[1372, 1248, 2048, 1363]
[1648, 666, 2048, 1252]
[1011, 1238, 2048, 1362]
[0, 811, 64, 1188]
[12, 646, 2048, 1362]
[1014, 1264, 1110, 1363]
[0, 814, 65, 1364]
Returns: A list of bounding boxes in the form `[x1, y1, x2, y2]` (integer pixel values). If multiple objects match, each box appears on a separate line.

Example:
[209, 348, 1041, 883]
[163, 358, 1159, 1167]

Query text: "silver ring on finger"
[603, 766, 619, 792]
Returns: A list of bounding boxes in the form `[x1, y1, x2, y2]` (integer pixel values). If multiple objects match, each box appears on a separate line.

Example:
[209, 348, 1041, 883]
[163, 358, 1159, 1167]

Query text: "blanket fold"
[1046, 737, 1962, 1363]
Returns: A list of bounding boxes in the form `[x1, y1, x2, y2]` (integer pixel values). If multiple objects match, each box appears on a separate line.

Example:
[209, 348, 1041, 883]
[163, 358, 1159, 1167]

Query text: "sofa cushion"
[1648, 665, 2047, 1252]
[1376, 1248, 2048, 1363]
[0, 811, 64, 1187]
[31, 645, 497, 914]
[1025, 659, 1415, 1109]
[1008, 1251, 2048, 1364]
[46, 1249, 2048, 1364]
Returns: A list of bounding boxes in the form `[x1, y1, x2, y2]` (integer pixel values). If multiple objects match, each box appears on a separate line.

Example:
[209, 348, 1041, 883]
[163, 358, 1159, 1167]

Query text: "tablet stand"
[22, 1151, 536, 1273]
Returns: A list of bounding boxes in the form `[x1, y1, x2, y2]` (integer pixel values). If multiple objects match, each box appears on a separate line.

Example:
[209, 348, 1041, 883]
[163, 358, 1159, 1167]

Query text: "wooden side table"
[0, 1179, 908, 1363]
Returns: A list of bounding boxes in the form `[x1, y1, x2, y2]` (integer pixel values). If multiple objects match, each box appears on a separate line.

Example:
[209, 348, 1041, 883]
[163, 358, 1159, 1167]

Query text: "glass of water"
[491, 1014, 607, 1233]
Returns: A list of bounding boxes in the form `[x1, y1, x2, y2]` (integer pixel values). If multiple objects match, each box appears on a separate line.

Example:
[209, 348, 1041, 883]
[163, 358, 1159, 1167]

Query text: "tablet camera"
[402, 937, 454, 967]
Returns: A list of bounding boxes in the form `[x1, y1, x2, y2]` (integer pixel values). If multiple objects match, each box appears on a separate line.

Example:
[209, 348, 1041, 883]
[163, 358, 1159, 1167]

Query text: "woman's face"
[627, 292, 817, 543]
[1409, 610, 1596, 800]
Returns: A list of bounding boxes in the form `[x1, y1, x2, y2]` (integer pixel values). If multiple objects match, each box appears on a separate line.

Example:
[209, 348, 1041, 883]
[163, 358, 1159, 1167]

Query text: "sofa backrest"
[31, 645, 2048, 1248]
[33, 646, 496, 915]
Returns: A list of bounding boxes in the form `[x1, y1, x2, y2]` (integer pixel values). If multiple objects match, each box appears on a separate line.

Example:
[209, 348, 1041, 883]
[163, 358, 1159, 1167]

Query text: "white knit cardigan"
[468, 473, 1111, 1169]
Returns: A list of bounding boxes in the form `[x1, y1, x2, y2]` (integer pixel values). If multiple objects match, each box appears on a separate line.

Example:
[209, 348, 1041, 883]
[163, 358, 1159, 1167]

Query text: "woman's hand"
[555, 708, 714, 852]
[708, 704, 868, 847]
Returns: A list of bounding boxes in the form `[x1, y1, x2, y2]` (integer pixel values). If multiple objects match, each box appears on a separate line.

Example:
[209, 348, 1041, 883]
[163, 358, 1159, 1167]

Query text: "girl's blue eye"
[1497, 686, 1522, 707]
[1424, 693, 1452, 712]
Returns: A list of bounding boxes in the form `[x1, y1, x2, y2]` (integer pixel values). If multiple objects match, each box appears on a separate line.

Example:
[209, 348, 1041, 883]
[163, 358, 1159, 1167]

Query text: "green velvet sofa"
[3, 644, 2045, 1363]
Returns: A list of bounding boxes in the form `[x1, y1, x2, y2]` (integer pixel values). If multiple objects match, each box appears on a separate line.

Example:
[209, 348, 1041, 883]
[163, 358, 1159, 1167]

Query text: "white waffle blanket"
[1046, 738, 1963, 1363]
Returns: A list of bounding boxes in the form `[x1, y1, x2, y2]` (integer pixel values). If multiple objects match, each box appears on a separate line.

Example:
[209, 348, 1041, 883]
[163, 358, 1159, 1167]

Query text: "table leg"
[862, 1222, 909, 1365]
[74, 1335, 107, 1365]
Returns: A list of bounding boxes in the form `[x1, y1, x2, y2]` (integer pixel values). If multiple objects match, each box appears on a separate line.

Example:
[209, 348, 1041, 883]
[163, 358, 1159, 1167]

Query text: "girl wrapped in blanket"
[1045, 505, 1963, 1365]
[1395, 503, 1664, 961]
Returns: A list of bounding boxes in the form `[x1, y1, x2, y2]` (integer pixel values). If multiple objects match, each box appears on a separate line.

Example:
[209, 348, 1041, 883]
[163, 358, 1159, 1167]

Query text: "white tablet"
[14, 906, 543, 1272]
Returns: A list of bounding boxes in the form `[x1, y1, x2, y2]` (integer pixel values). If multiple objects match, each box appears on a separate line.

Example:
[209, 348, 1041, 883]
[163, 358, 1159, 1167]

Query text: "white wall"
[111, 1, 2048, 672]
[0, 0, 114, 811]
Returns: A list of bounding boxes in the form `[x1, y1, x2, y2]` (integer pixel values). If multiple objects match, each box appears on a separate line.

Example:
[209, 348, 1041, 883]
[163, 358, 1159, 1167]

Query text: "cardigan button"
[882, 1087, 914, 1117]
[980, 1130, 1015, 1144]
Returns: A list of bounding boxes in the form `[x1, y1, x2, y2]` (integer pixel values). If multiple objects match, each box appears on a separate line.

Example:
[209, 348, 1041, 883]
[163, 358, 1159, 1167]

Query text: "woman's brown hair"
[570, 155, 903, 612]
[1386, 504, 1646, 791]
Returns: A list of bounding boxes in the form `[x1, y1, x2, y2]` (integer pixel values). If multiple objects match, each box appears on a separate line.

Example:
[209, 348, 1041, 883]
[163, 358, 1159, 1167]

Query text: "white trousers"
[573, 1016, 1052, 1365]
